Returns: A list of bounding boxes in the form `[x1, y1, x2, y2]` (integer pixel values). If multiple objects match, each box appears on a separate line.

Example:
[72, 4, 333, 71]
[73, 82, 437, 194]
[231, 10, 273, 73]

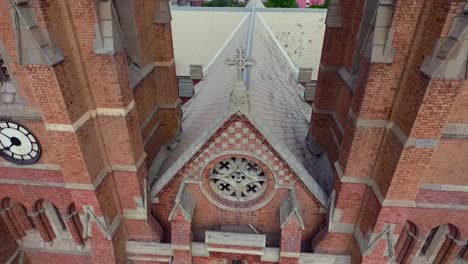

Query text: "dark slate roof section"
[150, 0, 333, 205]
[149, 16, 251, 189]
[249, 15, 333, 195]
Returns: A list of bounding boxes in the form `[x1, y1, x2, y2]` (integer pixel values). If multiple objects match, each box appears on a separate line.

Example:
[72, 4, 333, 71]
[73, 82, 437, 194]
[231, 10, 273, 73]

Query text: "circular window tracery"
[210, 157, 267, 202]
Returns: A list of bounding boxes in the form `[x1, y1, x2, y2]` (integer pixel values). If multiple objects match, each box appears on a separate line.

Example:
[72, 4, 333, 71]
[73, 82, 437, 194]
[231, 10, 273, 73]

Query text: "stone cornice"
[45, 100, 136, 132]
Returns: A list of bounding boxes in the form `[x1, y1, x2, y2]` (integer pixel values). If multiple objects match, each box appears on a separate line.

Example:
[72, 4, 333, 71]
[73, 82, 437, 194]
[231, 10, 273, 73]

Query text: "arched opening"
[419, 224, 460, 264]
[64, 202, 85, 247]
[395, 221, 418, 264]
[0, 197, 34, 241]
[31, 199, 57, 243]
[459, 242, 468, 261]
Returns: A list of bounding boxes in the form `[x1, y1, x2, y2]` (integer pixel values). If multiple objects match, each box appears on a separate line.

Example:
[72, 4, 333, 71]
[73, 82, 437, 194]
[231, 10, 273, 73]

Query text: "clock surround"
[0, 119, 41, 165]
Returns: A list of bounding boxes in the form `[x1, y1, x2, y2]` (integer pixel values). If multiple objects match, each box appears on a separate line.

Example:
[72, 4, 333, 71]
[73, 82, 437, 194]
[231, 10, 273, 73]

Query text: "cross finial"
[225, 46, 256, 82]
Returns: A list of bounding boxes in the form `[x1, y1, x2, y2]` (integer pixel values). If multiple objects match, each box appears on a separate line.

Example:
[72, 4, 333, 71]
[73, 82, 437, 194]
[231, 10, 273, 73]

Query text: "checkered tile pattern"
[179, 118, 295, 187]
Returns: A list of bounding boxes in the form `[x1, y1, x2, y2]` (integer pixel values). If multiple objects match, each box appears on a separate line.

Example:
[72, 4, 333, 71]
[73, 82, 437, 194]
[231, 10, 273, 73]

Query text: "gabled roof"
[168, 182, 196, 221]
[170, 5, 327, 80]
[280, 188, 305, 229]
[150, 0, 333, 206]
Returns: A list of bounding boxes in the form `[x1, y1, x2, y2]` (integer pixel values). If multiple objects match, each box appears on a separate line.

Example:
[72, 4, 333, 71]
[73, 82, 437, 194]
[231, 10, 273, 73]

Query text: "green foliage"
[265, 0, 297, 8]
[202, 0, 245, 7]
[309, 0, 328, 8]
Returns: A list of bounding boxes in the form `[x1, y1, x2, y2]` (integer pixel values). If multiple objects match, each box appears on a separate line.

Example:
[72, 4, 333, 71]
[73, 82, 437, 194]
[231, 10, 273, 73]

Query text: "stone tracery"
[210, 157, 267, 202]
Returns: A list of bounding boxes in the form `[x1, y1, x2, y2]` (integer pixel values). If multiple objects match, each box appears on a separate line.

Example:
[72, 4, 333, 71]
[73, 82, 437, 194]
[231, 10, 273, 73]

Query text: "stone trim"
[442, 123, 468, 139]
[64, 168, 109, 190]
[365, 1, 396, 64]
[262, 247, 280, 262]
[154, 58, 175, 67]
[124, 180, 147, 220]
[94, 0, 124, 55]
[168, 182, 196, 221]
[171, 244, 191, 251]
[346, 109, 441, 148]
[126, 241, 173, 256]
[11, 3, 64, 65]
[20, 244, 90, 256]
[416, 202, 468, 211]
[0, 154, 145, 190]
[206, 246, 264, 255]
[143, 121, 161, 146]
[0, 162, 60, 170]
[329, 126, 341, 149]
[421, 183, 468, 193]
[195, 152, 279, 212]
[130, 63, 156, 89]
[82, 206, 122, 240]
[0, 179, 66, 188]
[141, 99, 180, 133]
[125, 241, 351, 263]
[338, 67, 359, 92]
[335, 161, 416, 208]
[327, 189, 356, 234]
[127, 256, 172, 262]
[111, 152, 147, 173]
[0, 105, 42, 120]
[420, 14, 468, 79]
[311, 104, 344, 135]
[45, 100, 136, 132]
[387, 121, 408, 144]
[329, 222, 355, 234]
[357, 224, 396, 257]
[280, 251, 301, 258]
[206, 231, 266, 248]
[280, 188, 305, 230]
[95, 100, 135, 116]
[334, 161, 369, 184]
[5, 247, 21, 264]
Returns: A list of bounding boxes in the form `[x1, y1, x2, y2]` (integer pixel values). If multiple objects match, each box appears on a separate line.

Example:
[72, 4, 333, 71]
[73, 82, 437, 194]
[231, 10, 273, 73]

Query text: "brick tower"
[0, 0, 467, 264]
[0, 0, 180, 262]
[311, 0, 468, 263]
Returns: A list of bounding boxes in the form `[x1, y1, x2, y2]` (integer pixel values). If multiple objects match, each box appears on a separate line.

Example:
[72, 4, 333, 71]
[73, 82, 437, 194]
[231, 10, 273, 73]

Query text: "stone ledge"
[205, 231, 266, 248]
[421, 183, 468, 193]
[125, 241, 351, 263]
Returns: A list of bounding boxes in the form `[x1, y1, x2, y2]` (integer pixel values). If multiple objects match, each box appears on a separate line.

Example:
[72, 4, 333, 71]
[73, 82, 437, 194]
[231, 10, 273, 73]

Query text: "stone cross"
[225, 46, 256, 82]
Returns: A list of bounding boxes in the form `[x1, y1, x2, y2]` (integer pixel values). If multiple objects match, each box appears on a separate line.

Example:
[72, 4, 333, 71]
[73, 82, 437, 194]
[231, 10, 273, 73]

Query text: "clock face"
[0, 119, 41, 165]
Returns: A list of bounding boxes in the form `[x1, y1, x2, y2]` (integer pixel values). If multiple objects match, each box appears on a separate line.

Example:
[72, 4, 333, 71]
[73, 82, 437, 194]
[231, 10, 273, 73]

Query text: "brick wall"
[154, 116, 325, 250]
[0, 218, 18, 263]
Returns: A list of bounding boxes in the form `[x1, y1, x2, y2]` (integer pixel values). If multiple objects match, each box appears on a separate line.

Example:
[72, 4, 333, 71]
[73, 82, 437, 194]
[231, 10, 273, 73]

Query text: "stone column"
[12, 203, 33, 233]
[0, 207, 22, 241]
[62, 211, 84, 247]
[5, 204, 26, 238]
[28, 209, 54, 243]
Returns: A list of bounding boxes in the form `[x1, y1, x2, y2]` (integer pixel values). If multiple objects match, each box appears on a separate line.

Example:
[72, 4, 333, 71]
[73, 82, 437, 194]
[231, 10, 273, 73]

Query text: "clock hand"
[0, 131, 12, 139]
[3, 142, 13, 151]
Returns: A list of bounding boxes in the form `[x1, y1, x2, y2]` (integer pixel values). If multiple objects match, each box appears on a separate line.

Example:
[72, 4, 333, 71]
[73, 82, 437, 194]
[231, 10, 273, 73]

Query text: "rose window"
[210, 157, 267, 202]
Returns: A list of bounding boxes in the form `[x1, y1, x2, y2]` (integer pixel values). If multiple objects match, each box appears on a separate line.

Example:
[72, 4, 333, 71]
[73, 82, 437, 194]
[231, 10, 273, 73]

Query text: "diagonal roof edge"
[245, 112, 328, 206]
[257, 13, 299, 77]
[203, 15, 251, 77]
[150, 113, 231, 197]
[150, 112, 328, 207]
